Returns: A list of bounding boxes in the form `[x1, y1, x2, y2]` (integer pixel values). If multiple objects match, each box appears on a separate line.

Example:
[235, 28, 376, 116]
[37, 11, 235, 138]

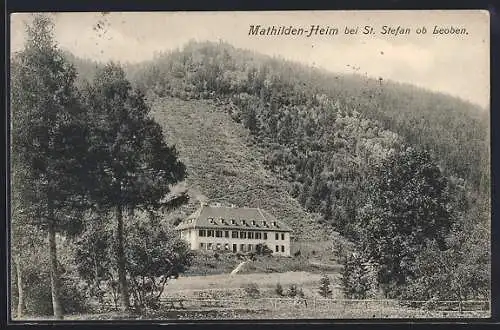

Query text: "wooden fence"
[157, 297, 490, 312]
[95, 298, 490, 318]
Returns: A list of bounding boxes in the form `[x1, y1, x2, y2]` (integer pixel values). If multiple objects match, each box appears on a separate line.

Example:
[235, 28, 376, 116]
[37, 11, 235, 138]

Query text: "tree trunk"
[15, 258, 24, 318]
[48, 220, 64, 320]
[116, 205, 130, 312]
[458, 286, 463, 313]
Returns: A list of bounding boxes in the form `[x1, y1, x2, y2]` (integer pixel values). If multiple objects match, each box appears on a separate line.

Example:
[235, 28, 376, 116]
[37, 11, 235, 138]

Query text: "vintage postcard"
[9, 10, 490, 321]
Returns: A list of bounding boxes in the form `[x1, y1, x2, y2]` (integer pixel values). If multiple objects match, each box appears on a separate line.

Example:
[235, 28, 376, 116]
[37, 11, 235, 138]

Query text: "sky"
[10, 11, 490, 108]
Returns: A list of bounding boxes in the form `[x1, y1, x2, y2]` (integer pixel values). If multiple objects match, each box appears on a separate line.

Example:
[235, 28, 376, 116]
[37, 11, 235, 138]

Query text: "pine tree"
[11, 14, 91, 319]
[81, 63, 187, 311]
[318, 273, 332, 298]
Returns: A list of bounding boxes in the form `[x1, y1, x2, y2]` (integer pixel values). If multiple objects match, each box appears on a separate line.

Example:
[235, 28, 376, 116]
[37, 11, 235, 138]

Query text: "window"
[216, 243, 221, 250]
[208, 243, 213, 250]
[275, 233, 279, 240]
[224, 243, 229, 251]
[264, 233, 268, 240]
[216, 230, 222, 238]
[256, 232, 261, 239]
[281, 233, 285, 240]
[232, 231, 238, 239]
[200, 243, 205, 249]
[248, 244, 253, 251]
[225, 231, 229, 238]
[240, 244, 245, 252]
[199, 229, 206, 237]
[248, 232, 254, 239]
[275, 245, 279, 252]
[281, 245, 285, 252]
[208, 230, 214, 237]
[240, 231, 247, 239]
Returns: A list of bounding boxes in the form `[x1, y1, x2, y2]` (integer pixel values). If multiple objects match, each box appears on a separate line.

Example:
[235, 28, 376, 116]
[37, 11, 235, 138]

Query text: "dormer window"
[272, 221, 277, 227]
[231, 219, 236, 225]
[208, 218, 214, 224]
[220, 218, 225, 224]
[262, 221, 267, 226]
[251, 220, 256, 225]
[242, 220, 247, 226]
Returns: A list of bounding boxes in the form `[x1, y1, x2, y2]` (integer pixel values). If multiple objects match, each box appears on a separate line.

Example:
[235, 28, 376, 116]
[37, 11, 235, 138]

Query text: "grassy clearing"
[163, 270, 343, 302]
[167, 271, 338, 291]
[150, 97, 334, 242]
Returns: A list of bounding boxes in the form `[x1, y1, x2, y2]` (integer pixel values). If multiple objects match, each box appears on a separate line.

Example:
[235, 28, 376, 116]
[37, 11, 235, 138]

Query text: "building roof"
[175, 205, 292, 232]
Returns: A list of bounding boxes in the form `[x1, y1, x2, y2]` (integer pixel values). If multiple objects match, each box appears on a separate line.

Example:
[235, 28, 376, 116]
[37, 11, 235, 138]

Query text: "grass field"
[165, 270, 342, 298]
[185, 248, 343, 277]
[15, 300, 490, 321]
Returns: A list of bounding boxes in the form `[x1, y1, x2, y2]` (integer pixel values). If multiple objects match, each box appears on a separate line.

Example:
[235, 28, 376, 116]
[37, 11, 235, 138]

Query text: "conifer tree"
[11, 14, 90, 319]
[318, 273, 333, 298]
[82, 63, 187, 311]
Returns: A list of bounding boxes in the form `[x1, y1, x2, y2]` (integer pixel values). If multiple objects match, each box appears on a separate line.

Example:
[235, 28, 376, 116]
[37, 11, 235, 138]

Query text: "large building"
[175, 203, 292, 256]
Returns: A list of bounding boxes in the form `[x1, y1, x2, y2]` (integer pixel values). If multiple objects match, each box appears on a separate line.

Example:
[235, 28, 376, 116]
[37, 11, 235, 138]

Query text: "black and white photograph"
[9, 10, 490, 321]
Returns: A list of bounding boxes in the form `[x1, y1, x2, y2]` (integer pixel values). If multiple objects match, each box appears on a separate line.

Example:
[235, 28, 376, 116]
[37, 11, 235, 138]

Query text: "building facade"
[175, 204, 292, 256]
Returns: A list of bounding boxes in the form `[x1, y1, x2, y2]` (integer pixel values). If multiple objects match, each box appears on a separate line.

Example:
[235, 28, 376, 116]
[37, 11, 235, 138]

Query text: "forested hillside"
[119, 41, 489, 239]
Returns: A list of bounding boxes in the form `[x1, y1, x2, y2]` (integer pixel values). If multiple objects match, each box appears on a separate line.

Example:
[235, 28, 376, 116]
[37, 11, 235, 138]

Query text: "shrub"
[242, 283, 260, 298]
[126, 220, 193, 312]
[13, 248, 90, 317]
[59, 276, 90, 314]
[14, 269, 89, 316]
[256, 244, 273, 256]
[298, 288, 306, 298]
[287, 284, 298, 297]
[75, 214, 193, 313]
[275, 283, 284, 296]
[340, 253, 377, 299]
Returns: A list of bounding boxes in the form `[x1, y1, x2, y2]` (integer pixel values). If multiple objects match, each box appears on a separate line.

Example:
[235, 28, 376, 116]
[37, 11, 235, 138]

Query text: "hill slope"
[126, 40, 488, 193]
[151, 97, 332, 242]
[60, 41, 488, 246]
